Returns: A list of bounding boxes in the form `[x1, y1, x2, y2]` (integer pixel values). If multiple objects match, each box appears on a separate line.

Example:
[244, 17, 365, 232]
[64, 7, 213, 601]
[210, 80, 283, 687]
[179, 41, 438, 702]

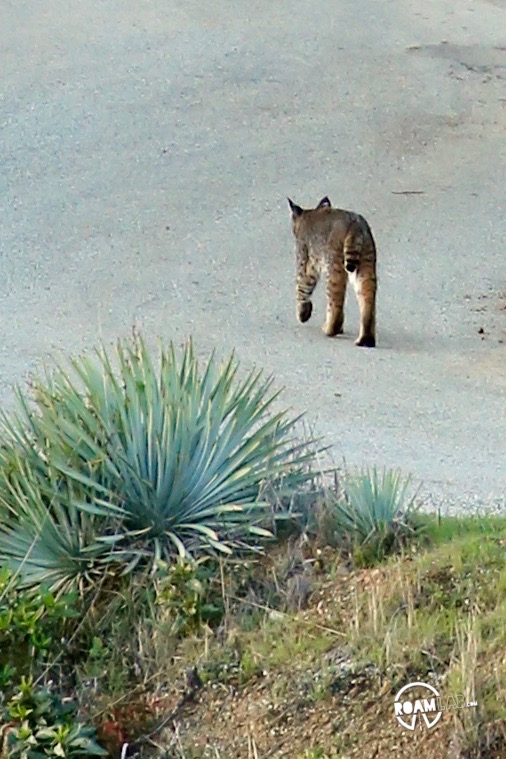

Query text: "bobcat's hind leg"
[352, 271, 377, 347]
[296, 257, 319, 323]
[323, 262, 347, 336]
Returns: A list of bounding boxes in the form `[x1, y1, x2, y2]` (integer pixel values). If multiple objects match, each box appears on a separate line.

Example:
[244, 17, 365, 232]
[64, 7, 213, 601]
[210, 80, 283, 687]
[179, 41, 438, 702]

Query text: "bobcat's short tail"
[343, 222, 364, 273]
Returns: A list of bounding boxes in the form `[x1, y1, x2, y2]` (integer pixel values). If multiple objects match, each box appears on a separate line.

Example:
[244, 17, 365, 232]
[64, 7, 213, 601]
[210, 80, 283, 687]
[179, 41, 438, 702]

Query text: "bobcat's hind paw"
[322, 323, 344, 337]
[355, 334, 376, 348]
[297, 302, 313, 323]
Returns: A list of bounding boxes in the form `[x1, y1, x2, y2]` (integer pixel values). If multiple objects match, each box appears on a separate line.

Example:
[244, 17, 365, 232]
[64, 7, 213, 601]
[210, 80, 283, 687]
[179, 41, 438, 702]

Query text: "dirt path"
[1, 0, 505, 511]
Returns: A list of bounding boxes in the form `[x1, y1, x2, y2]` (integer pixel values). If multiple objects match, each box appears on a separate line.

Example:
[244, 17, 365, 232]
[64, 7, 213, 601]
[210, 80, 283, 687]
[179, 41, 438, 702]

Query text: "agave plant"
[322, 467, 422, 563]
[0, 337, 316, 593]
[0, 463, 112, 594]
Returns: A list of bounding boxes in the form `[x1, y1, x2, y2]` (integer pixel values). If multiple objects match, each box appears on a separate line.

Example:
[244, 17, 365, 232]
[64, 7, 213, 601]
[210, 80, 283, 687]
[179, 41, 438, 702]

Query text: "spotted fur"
[288, 196, 377, 347]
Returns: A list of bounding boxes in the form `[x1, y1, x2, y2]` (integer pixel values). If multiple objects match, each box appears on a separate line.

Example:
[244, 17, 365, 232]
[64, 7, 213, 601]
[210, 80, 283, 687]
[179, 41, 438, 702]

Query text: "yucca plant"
[322, 467, 422, 564]
[0, 337, 316, 593]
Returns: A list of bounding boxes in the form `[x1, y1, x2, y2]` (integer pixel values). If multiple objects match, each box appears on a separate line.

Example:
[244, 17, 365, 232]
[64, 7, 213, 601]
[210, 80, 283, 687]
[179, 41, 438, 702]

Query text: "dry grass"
[73, 514, 506, 758]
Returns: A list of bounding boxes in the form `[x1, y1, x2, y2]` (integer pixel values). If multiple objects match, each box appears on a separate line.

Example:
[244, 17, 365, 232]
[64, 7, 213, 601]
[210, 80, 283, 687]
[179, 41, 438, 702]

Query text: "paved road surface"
[1, 0, 505, 511]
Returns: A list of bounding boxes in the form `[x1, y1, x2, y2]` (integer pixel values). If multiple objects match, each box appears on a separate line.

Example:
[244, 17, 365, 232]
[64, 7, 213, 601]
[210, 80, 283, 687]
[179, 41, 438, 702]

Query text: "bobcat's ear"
[316, 196, 331, 209]
[287, 197, 303, 218]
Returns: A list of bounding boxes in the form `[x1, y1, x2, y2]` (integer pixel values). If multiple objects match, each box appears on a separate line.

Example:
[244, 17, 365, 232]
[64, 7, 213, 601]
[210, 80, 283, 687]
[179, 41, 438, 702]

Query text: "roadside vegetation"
[0, 335, 504, 758]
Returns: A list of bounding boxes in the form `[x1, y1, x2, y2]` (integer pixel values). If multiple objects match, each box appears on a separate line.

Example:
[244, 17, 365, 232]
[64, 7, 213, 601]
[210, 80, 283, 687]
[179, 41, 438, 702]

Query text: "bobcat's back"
[295, 206, 376, 274]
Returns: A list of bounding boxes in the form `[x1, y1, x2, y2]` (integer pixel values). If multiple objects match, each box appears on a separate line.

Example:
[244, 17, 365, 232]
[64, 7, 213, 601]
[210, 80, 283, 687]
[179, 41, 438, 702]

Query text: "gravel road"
[1, 0, 505, 512]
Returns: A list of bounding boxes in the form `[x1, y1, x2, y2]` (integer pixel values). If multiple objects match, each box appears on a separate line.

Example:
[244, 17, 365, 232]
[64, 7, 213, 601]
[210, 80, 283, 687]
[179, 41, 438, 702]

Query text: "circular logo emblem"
[394, 681, 442, 731]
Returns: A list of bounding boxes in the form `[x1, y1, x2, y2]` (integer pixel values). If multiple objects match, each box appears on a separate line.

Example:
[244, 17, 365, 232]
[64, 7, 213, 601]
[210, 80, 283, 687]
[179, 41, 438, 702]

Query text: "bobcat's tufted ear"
[316, 196, 331, 209]
[287, 198, 303, 218]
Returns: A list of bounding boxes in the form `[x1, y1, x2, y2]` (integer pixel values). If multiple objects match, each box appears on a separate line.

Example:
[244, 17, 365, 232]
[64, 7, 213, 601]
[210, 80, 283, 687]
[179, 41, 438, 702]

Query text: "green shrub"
[0, 569, 78, 676]
[1, 676, 106, 757]
[155, 557, 224, 635]
[0, 337, 316, 595]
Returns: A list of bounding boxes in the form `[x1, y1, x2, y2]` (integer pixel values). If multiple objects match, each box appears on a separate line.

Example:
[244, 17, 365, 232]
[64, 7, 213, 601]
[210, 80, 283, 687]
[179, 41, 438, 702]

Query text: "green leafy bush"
[155, 557, 224, 635]
[0, 337, 315, 594]
[0, 569, 78, 676]
[1, 676, 106, 757]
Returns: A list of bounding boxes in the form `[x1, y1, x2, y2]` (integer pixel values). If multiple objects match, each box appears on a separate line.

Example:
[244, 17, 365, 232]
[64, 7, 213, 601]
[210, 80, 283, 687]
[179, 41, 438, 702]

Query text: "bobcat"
[288, 196, 377, 347]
